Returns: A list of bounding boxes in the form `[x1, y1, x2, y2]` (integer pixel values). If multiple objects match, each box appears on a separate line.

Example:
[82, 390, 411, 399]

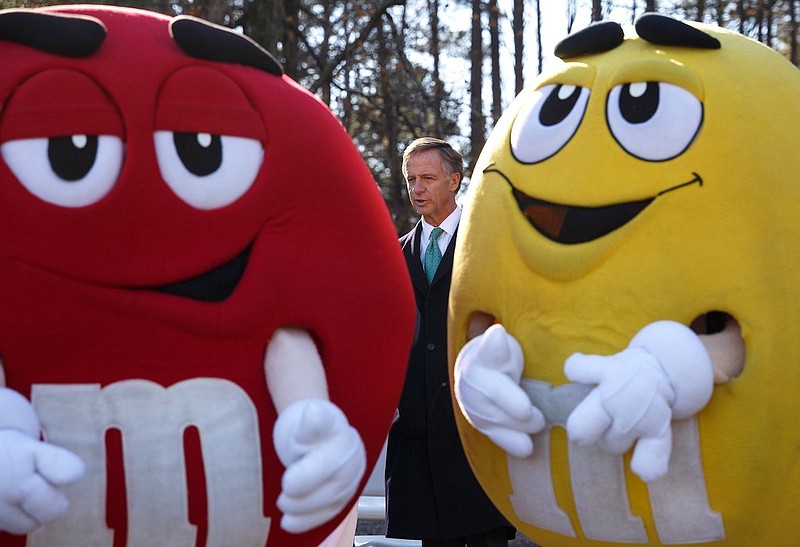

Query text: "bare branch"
[309, 0, 405, 93]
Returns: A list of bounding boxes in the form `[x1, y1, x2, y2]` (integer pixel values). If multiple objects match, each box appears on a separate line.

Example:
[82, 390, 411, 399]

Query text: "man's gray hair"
[402, 137, 464, 183]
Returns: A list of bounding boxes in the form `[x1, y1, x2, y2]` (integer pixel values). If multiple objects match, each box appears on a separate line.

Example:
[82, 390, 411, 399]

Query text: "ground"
[355, 519, 540, 545]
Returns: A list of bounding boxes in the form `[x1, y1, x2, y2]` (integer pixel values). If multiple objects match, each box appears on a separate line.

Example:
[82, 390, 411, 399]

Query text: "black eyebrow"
[169, 16, 283, 76]
[0, 9, 106, 58]
[555, 14, 721, 61]
[635, 13, 721, 49]
[555, 21, 624, 59]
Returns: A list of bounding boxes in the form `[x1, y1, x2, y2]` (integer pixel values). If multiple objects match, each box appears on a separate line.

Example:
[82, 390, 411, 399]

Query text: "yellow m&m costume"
[450, 14, 800, 547]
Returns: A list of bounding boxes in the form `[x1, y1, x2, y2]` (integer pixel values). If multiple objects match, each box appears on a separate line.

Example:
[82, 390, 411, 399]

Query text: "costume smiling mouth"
[152, 245, 251, 302]
[487, 168, 703, 244]
[512, 190, 653, 244]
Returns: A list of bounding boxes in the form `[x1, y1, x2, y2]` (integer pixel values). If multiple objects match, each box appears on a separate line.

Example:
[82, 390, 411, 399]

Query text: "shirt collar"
[421, 207, 461, 242]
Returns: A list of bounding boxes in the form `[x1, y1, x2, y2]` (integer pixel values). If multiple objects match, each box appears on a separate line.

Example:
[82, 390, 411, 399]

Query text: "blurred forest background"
[1, 0, 797, 233]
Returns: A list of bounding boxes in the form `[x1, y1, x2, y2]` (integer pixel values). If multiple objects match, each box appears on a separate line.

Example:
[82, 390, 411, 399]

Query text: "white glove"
[564, 321, 714, 482]
[454, 324, 546, 457]
[273, 398, 365, 534]
[0, 388, 85, 534]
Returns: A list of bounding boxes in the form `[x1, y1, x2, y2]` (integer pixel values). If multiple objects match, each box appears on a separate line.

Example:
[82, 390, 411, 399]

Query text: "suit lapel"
[401, 222, 459, 292]
[401, 222, 428, 295]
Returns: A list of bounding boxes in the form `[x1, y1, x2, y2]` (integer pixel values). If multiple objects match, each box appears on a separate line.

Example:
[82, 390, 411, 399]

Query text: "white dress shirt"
[419, 207, 461, 268]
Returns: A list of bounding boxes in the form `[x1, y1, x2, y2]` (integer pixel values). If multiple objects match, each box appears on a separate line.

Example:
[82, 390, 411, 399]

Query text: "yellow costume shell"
[449, 15, 800, 546]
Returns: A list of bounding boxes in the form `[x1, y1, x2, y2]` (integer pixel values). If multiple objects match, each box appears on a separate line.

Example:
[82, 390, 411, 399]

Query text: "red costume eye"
[173, 132, 222, 176]
[154, 67, 265, 209]
[0, 69, 124, 207]
[154, 131, 263, 210]
[2, 135, 124, 207]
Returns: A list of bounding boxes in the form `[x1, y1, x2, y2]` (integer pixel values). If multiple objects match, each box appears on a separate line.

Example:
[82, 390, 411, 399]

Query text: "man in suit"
[385, 137, 515, 547]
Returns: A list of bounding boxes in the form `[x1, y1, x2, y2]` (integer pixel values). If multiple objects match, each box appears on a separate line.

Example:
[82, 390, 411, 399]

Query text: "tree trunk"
[377, 14, 409, 233]
[645, 0, 657, 12]
[469, 0, 485, 171]
[319, 0, 333, 105]
[591, 0, 602, 22]
[513, 0, 524, 94]
[242, 0, 285, 58]
[283, 0, 301, 80]
[737, 1, 746, 34]
[756, 0, 764, 42]
[489, 0, 502, 126]
[341, 56, 354, 134]
[428, 0, 444, 135]
[765, 0, 774, 48]
[696, 0, 707, 21]
[535, 0, 543, 76]
[566, 0, 577, 33]
[791, 0, 799, 66]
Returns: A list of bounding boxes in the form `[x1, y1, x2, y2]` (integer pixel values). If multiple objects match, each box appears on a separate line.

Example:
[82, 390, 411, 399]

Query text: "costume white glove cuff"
[0, 387, 40, 437]
[629, 320, 714, 419]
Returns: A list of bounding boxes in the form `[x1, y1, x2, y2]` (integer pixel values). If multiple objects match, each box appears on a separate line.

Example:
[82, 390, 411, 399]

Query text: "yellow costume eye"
[511, 83, 590, 164]
[606, 81, 702, 161]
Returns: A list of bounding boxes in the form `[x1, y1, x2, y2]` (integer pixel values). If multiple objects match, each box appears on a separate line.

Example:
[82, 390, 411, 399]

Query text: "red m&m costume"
[0, 6, 414, 546]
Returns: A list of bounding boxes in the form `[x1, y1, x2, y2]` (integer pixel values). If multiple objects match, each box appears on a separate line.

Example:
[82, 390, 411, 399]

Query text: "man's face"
[405, 148, 459, 226]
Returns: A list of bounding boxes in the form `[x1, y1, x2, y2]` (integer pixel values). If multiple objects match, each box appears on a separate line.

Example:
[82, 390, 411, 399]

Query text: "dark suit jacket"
[385, 221, 513, 540]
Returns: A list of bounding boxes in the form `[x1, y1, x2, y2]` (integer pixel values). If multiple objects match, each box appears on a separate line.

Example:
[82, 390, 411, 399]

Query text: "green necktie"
[425, 227, 444, 285]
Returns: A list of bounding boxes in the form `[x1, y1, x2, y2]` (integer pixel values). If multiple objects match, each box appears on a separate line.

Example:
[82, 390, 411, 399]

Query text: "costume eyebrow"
[0, 10, 106, 57]
[555, 21, 624, 59]
[170, 16, 283, 76]
[635, 13, 721, 49]
[555, 14, 721, 61]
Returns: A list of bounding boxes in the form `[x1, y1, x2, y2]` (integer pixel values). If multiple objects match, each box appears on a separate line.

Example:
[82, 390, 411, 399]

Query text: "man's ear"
[450, 172, 462, 193]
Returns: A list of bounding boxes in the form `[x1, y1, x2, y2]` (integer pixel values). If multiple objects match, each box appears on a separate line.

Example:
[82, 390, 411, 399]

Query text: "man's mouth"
[487, 168, 702, 244]
[152, 245, 251, 302]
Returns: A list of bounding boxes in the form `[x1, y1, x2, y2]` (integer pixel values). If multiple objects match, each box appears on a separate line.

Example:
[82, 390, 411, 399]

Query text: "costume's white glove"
[273, 398, 366, 534]
[454, 324, 546, 457]
[0, 388, 85, 534]
[564, 321, 714, 482]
